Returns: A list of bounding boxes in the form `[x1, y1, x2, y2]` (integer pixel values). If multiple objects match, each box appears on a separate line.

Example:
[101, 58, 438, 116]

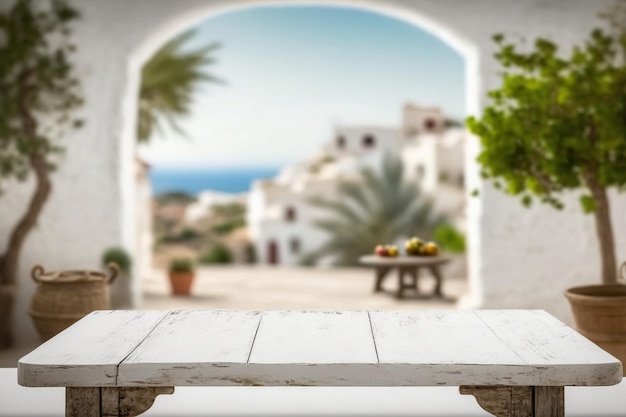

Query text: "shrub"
[102, 247, 132, 274]
[211, 219, 245, 236]
[198, 243, 232, 264]
[433, 223, 466, 254]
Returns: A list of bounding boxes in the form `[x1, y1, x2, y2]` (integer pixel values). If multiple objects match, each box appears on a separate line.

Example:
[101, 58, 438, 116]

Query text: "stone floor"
[0, 265, 468, 367]
[142, 265, 468, 310]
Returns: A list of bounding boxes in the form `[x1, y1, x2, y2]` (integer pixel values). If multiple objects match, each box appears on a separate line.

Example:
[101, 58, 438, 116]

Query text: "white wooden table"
[18, 310, 623, 417]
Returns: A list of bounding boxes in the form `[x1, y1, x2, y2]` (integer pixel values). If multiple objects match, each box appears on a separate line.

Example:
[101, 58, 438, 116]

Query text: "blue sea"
[149, 167, 281, 196]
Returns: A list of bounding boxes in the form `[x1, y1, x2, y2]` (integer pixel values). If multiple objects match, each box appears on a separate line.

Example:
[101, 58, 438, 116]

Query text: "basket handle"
[31, 265, 45, 283]
[106, 262, 119, 285]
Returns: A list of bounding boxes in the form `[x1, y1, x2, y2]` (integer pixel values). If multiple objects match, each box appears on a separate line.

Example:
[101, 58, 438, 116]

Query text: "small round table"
[359, 255, 451, 299]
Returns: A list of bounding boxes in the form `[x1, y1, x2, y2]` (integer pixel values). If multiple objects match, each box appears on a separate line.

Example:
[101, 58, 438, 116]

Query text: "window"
[285, 206, 296, 222]
[362, 134, 376, 148]
[290, 237, 301, 254]
[336, 135, 346, 149]
[424, 118, 437, 131]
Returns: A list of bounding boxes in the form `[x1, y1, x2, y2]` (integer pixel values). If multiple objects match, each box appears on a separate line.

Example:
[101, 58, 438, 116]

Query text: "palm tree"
[138, 30, 221, 143]
[303, 154, 442, 266]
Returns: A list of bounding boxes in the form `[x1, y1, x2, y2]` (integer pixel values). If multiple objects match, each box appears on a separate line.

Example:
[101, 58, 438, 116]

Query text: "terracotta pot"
[168, 271, 194, 295]
[29, 264, 118, 341]
[565, 283, 626, 376]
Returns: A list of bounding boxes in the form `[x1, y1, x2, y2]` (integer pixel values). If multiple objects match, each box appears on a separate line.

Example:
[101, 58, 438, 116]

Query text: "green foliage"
[466, 26, 626, 213]
[211, 218, 245, 236]
[168, 257, 194, 273]
[210, 202, 246, 236]
[138, 30, 222, 143]
[469, 6, 626, 283]
[211, 202, 245, 217]
[102, 247, 132, 274]
[433, 223, 466, 254]
[154, 191, 196, 204]
[0, 0, 83, 191]
[161, 227, 200, 243]
[198, 243, 232, 264]
[304, 154, 443, 266]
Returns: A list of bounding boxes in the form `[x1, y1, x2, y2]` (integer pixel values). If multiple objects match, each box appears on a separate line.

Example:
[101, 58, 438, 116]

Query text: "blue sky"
[138, 5, 465, 169]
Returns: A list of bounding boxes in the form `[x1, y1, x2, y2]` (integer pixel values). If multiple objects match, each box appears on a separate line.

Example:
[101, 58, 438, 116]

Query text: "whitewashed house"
[247, 104, 466, 266]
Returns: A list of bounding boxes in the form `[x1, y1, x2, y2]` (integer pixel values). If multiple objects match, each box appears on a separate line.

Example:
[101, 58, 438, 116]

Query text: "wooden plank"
[511, 386, 533, 417]
[101, 388, 119, 417]
[370, 310, 522, 365]
[118, 310, 261, 386]
[369, 310, 623, 386]
[18, 310, 170, 387]
[224, 311, 380, 386]
[475, 310, 623, 386]
[250, 311, 377, 364]
[119, 311, 382, 387]
[66, 387, 100, 417]
[534, 386, 564, 417]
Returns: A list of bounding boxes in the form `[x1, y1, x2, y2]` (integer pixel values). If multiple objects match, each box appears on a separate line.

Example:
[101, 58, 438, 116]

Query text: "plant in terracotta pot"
[467, 7, 626, 372]
[168, 258, 195, 296]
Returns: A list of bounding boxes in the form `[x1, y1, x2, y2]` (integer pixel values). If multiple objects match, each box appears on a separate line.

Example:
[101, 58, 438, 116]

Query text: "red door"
[267, 240, 279, 265]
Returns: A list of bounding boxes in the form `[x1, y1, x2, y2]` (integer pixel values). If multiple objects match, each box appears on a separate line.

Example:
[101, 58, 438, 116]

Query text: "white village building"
[247, 103, 466, 266]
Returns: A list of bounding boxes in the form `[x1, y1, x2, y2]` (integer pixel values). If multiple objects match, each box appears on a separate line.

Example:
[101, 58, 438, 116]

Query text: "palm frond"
[137, 29, 222, 143]
[304, 154, 444, 266]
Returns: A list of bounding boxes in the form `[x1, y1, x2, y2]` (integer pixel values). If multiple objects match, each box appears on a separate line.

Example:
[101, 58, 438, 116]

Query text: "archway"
[125, 0, 482, 308]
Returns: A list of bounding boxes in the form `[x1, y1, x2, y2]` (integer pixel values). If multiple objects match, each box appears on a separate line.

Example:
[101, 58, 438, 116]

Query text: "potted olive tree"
[467, 11, 626, 369]
[168, 258, 195, 296]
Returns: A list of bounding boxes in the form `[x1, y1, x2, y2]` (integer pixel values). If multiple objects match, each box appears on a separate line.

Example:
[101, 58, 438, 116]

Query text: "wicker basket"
[29, 264, 118, 341]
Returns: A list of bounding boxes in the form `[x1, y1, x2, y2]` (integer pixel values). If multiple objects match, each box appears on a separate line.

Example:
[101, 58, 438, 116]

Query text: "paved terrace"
[143, 265, 467, 310]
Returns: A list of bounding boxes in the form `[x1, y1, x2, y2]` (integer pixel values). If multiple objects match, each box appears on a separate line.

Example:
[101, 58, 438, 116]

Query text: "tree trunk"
[585, 176, 618, 284]
[0, 154, 51, 348]
[0, 65, 51, 349]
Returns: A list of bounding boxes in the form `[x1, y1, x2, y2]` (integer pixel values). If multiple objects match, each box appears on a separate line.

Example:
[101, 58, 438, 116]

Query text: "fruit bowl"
[404, 237, 439, 256]
[373, 244, 399, 257]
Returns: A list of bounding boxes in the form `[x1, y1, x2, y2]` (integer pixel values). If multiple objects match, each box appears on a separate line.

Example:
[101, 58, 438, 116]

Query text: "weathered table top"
[359, 255, 450, 267]
[18, 310, 622, 388]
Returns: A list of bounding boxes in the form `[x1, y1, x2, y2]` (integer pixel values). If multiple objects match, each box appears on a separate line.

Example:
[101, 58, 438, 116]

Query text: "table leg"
[66, 386, 174, 417]
[428, 266, 443, 297]
[374, 267, 391, 292]
[397, 267, 417, 299]
[460, 385, 564, 417]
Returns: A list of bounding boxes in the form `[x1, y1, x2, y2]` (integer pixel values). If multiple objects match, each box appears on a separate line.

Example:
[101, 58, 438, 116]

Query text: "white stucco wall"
[1, 0, 625, 345]
[327, 127, 403, 159]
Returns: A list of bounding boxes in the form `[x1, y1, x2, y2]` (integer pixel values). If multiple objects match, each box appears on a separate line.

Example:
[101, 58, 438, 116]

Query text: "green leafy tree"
[303, 155, 441, 266]
[466, 16, 626, 284]
[0, 0, 83, 348]
[138, 30, 221, 143]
